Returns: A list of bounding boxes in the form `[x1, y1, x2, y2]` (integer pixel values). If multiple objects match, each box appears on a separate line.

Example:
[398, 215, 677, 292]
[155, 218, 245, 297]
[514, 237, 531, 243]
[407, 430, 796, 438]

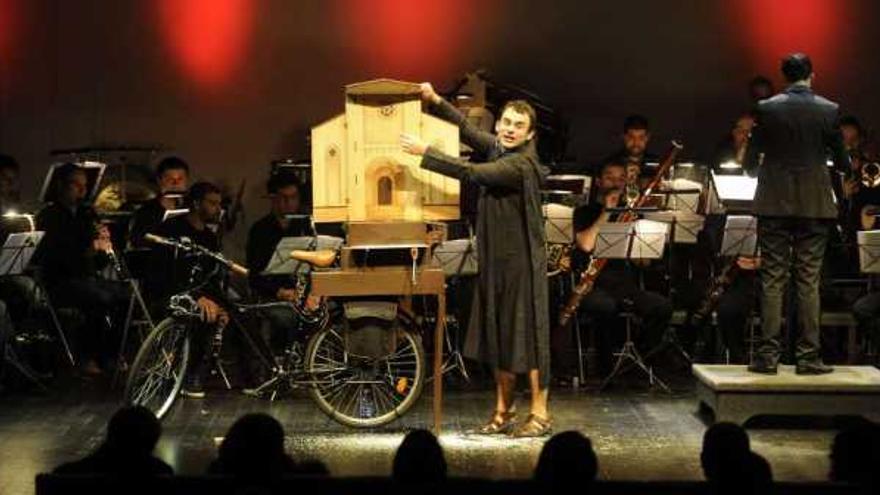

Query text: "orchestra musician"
[246, 171, 311, 351]
[149, 181, 228, 398]
[129, 156, 190, 248]
[34, 163, 129, 375]
[570, 162, 672, 374]
[712, 112, 756, 172]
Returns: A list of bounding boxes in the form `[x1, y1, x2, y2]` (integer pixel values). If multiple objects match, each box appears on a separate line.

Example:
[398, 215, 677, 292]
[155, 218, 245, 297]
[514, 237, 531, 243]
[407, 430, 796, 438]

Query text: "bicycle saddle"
[290, 249, 337, 268]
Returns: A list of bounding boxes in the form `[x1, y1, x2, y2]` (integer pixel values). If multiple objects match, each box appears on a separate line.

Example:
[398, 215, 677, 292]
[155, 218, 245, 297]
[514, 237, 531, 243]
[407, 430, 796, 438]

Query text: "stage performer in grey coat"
[401, 83, 551, 437]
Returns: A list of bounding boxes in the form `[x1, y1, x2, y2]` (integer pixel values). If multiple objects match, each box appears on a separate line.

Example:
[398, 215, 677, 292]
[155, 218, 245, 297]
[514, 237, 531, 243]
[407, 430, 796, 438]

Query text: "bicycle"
[124, 234, 426, 427]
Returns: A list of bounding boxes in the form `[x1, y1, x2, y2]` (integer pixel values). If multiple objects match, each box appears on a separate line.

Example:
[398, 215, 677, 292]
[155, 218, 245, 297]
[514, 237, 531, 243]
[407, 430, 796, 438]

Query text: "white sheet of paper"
[543, 203, 574, 244]
[721, 215, 758, 256]
[631, 219, 669, 259]
[594, 222, 634, 259]
[857, 230, 880, 274]
[712, 172, 757, 201]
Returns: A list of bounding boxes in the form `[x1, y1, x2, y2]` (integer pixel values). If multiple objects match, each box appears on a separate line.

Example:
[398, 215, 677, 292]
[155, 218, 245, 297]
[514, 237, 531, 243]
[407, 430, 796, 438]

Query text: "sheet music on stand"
[433, 238, 479, 277]
[721, 215, 758, 257]
[664, 178, 703, 213]
[631, 219, 669, 259]
[542, 203, 574, 244]
[594, 220, 668, 260]
[0, 231, 45, 276]
[263, 235, 344, 275]
[162, 208, 189, 222]
[594, 222, 634, 259]
[643, 210, 705, 244]
[857, 230, 880, 274]
[710, 171, 757, 213]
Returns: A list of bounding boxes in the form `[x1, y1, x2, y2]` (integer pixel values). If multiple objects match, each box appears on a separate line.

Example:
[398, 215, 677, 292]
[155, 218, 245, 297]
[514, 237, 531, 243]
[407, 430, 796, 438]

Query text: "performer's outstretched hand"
[400, 133, 428, 156]
[420, 82, 442, 104]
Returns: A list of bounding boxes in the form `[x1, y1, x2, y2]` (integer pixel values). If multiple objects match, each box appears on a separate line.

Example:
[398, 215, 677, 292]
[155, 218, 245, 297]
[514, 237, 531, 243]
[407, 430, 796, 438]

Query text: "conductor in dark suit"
[745, 53, 849, 374]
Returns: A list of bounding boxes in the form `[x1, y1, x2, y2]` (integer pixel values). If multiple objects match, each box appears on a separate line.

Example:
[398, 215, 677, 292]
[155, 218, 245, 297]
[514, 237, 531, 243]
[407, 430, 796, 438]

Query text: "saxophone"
[557, 141, 683, 328]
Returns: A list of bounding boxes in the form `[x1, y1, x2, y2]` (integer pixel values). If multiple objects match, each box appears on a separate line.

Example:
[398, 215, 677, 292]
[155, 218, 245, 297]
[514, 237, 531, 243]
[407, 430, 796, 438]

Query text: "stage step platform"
[693, 364, 880, 424]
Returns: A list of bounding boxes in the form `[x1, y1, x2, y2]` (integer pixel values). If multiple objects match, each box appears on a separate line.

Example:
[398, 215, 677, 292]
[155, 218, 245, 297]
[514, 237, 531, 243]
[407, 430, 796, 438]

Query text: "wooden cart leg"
[433, 292, 446, 434]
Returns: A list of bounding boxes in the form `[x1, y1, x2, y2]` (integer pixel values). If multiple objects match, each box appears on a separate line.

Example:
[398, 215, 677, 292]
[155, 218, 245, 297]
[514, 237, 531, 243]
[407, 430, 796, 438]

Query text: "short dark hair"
[267, 171, 301, 195]
[781, 53, 813, 83]
[623, 114, 650, 133]
[185, 181, 221, 207]
[499, 99, 537, 132]
[600, 161, 625, 174]
[0, 154, 19, 174]
[155, 156, 189, 179]
[50, 162, 86, 202]
[55, 162, 85, 184]
[840, 115, 863, 135]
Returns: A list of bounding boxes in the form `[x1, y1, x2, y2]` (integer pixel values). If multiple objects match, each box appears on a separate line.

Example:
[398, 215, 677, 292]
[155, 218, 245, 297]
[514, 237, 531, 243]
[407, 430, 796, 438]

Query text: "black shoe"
[796, 360, 833, 375]
[748, 356, 778, 375]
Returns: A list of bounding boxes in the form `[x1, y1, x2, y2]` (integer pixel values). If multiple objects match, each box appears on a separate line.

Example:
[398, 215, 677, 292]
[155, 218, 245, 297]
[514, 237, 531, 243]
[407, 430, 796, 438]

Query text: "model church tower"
[311, 79, 460, 222]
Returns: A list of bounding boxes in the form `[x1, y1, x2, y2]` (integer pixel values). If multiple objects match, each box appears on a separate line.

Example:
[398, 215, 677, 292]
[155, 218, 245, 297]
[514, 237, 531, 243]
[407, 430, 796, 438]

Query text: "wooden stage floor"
[0, 370, 850, 495]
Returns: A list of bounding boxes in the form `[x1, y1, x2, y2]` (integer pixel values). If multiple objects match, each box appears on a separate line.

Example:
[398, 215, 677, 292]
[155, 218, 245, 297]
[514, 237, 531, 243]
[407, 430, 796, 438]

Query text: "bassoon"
[557, 140, 683, 328]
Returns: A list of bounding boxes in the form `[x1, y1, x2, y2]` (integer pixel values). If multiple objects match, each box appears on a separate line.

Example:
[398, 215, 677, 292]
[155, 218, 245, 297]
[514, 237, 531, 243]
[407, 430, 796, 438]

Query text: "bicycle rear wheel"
[124, 317, 191, 419]
[304, 313, 425, 428]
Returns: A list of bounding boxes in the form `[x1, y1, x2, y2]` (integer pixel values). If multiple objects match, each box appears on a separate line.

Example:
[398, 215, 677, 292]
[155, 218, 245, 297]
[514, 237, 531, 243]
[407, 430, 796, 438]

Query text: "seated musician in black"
[35, 163, 129, 375]
[246, 171, 311, 349]
[599, 114, 660, 192]
[0, 154, 39, 331]
[850, 177, 880, 362]
[571, 161, 672, 374]
[711, 112, 756, 173]
[149, 181, 227, 397]
[695, 214, 760, 364]
[129, 156, 190, 248]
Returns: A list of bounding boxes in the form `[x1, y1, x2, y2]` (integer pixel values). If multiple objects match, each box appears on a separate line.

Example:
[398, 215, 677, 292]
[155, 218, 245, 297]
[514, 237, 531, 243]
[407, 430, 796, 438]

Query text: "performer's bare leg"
[528, 369, 549, 419]
[494, 369, 516, 413]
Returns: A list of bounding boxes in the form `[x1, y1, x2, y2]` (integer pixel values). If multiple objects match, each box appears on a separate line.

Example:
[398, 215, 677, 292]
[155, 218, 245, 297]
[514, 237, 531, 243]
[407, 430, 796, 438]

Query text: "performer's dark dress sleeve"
[431, 99, 498, 157]
[421, 147, 522, 190]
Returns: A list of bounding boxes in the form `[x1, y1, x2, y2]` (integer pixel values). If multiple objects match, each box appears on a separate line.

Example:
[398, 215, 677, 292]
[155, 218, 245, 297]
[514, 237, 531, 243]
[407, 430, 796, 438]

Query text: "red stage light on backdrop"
[156, 0, 254, 91]
[0, 0, 22, 70]
[725, 0, 848, 84]
[333, 0, 493, 79]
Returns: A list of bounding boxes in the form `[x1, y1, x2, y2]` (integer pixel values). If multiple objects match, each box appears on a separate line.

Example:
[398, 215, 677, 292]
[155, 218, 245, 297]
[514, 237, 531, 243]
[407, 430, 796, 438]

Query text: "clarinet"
[688, 259, 740, 328]
[557, 140, 683, 328]
[86, 205, 126, 279]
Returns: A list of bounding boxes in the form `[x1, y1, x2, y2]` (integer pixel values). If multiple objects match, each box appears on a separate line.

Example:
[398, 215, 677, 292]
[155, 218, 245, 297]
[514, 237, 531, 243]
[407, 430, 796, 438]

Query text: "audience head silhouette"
[830, 421, 880, 486]
[53, 406, 172, 476]
[534, 431, 598, 488]
[701, 422, 750, 482]
[210, 413, 297, 479]
[702, 423, 774, 495]
[105, 405, 163, 456]
[392, 429, 447, 483]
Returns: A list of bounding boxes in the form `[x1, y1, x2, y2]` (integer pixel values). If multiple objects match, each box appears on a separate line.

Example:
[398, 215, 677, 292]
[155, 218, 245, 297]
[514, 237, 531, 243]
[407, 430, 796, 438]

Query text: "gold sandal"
[509, 414, 552, 438]
[477, 410, 517, 435]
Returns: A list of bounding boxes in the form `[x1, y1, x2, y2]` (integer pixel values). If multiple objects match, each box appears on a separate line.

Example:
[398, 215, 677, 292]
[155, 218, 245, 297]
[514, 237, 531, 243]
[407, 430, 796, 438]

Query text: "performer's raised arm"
[419, 82, 498, 157]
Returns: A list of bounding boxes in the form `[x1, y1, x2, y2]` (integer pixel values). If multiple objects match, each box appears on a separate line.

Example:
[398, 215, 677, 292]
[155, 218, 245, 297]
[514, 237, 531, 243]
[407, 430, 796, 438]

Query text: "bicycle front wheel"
[124, 317, 191, 419]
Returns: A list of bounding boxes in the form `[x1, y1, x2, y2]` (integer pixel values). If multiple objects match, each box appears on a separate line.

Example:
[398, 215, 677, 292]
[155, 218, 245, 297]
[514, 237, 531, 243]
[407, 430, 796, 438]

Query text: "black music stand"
[1, 231, 70, 388]
[110, 247, 159, 387]
[431, 238, 478, 381]
[247, 234, 345, 399]
[593, 222, 671, 392]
